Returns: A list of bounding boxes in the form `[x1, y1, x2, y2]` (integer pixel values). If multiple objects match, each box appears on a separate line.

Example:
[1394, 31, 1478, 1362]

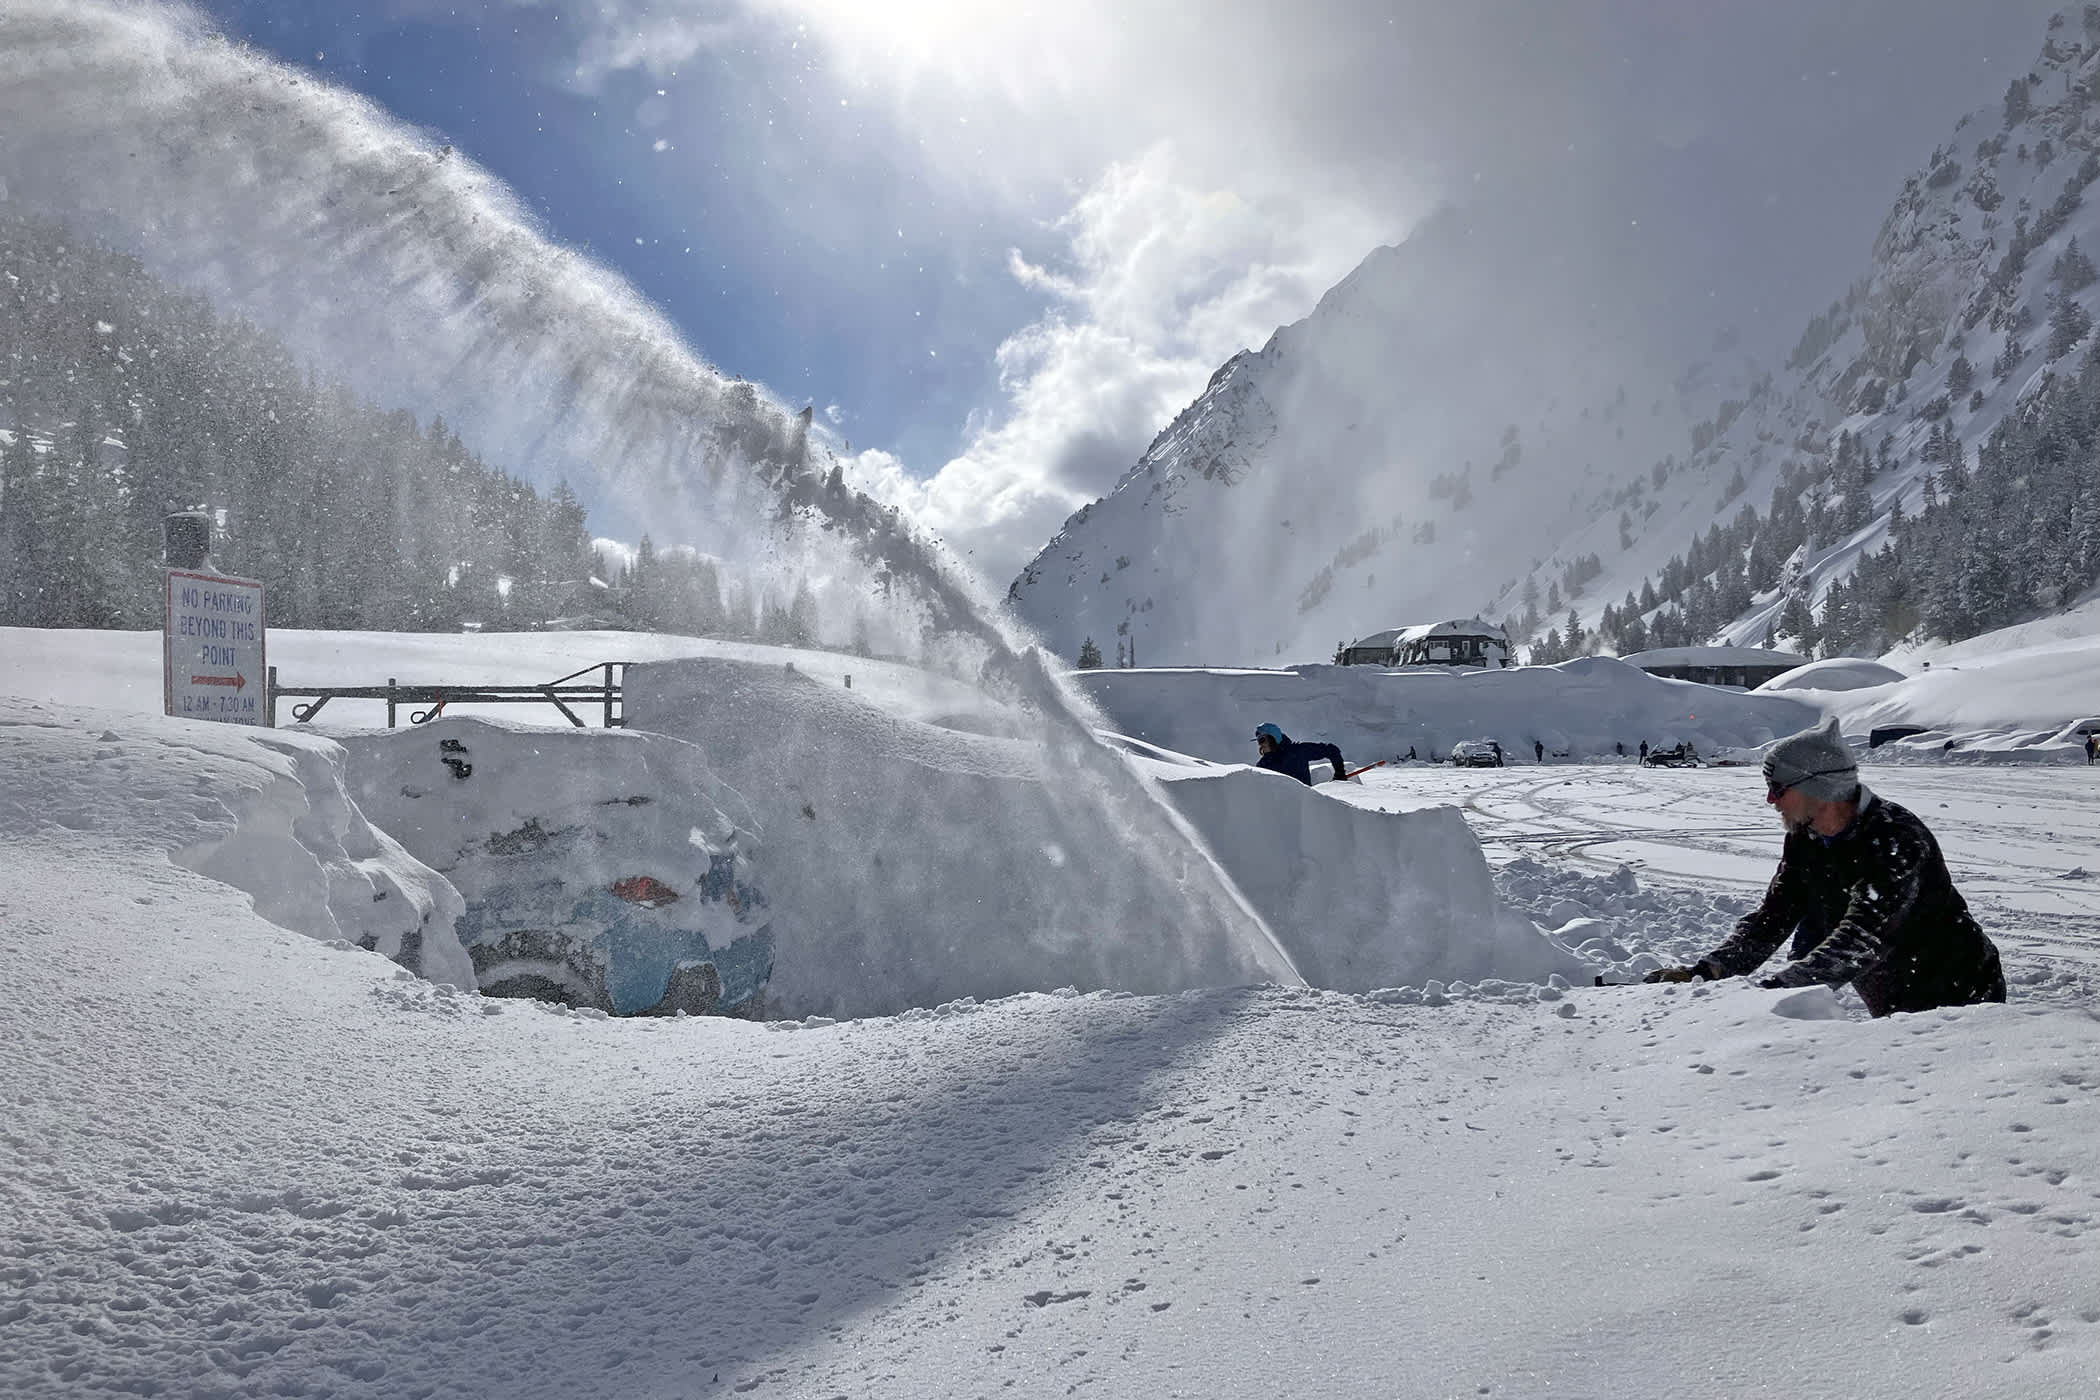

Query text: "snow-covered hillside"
[1012, 10, 2100, 674]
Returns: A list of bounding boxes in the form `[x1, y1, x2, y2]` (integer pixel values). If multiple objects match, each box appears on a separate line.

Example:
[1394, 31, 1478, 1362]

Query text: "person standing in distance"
[1645, 716, 2005, 1016]
[1253, 722, 1346, 786]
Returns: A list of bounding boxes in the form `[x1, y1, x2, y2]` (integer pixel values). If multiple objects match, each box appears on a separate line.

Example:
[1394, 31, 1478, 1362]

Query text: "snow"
[622, 655, 1295, 1017]
[338, 718, 774, 1016]
[1760, 655, 1910, 692]
[1133, 752, 1587, 990]
[6, 623, 2100, 1397]
[1623, 644, 1809, 668]
[1074, 653, 1820, 764]
[0, 695, 473, 990]
[1773, 619, 2100, 759]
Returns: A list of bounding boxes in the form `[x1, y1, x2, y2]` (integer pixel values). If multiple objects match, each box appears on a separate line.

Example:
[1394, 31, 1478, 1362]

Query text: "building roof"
[1350, 618, 1511, 649]
[1623, 645, 1808, 669]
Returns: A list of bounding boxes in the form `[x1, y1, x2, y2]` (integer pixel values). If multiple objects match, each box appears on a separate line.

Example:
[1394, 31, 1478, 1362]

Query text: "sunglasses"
[1765, 781, 1790, 799]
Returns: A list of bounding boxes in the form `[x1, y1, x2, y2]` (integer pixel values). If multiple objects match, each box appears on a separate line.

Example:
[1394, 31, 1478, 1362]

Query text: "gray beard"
[1778, 812, 1813, 836]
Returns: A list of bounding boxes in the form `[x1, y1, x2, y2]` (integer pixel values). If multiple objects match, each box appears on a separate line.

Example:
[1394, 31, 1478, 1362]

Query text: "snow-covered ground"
[1073, 655, 1821, 767]
[6, 625, 2100, 1397]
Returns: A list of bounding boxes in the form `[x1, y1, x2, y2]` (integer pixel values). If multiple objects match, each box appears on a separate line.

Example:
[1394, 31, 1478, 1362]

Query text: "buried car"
[1641, 741, 1701, 768]
[1450, 739, 1506, 768]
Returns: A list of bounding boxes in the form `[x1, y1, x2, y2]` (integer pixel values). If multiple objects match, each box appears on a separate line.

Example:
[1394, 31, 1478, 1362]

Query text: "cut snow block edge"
[1140, 762, 1590, 992]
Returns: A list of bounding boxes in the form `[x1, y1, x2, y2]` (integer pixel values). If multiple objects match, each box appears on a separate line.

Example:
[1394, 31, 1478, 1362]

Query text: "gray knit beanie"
[1761, 715, 1858, 801]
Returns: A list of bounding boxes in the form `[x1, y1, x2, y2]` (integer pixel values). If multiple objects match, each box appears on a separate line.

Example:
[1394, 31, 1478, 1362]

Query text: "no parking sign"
[164, 569, 266, 725]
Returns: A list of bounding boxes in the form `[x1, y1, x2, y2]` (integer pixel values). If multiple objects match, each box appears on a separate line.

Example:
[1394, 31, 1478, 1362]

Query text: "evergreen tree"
[2004, 75, 2034, 128]
[1076, 637, 1103, 669]
[2050, 295, 2094, 360]
[1947, 353, 1975, 397]
[785, 576, 819, 647]
[2052, 237, 2099, 293]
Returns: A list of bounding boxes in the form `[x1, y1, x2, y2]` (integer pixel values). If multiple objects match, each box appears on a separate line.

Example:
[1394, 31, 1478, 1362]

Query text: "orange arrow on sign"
[190, 673, 247, 690]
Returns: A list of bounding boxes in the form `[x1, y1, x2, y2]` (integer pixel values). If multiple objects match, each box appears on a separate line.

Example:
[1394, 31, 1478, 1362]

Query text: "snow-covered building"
[1624, 645, 1808, 690]
[1340, 619, 1512, 669]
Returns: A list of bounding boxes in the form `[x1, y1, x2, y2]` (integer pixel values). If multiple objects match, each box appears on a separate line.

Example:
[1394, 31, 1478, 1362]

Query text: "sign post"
[164, 569, 267, 726]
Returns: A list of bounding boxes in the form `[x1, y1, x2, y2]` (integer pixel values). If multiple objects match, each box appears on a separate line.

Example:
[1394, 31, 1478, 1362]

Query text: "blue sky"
[190, 0, 1048, 473]
[5, 0, 2071, 583]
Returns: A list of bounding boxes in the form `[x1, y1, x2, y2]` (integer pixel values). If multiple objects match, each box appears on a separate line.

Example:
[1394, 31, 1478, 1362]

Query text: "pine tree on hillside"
[2050, 295, 2094, 360]
[2052, 237, 2098, 293]
[1947, 353, 1975, 397]
[0, 204, 647, 633]
[2004, 75, 2035, 128]
[1076, 637, 1103, 669]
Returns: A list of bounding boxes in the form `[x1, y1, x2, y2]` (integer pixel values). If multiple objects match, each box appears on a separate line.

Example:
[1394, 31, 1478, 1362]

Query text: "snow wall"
[1073, 655, 1822, 764]
[0, 696, 472, 988]
[623, 656, 1300, 1018]
[1139, 760, 1588, 990]
[338, 718, 774, 1016]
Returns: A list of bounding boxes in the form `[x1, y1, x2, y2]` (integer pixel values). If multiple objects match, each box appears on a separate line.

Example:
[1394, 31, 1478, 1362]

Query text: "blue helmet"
[1254, 723, 1285, 744]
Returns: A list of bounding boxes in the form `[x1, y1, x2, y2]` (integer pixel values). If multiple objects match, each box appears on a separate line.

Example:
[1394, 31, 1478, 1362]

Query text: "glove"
[1644, 963, 1713, 984]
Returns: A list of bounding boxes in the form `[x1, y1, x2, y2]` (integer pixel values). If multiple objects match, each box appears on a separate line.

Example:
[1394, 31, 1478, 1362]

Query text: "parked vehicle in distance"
[1641, 741, 1700, 768]
[1450, 739, 1505, 768]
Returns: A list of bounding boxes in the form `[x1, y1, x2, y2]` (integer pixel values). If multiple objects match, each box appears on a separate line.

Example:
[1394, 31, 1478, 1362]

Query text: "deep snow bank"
[1137, 759, 1587, 989]
[337, 718, 774, 1015]
[0, 695, 471, 986]
[1757, 657, 1907, 692]
[1810, 636, 2100, 763]
[1073, 656, 1820, 766]
[624, 656, 1299, 1018]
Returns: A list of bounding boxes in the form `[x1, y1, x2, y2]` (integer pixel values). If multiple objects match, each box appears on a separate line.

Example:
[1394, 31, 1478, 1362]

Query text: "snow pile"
[0, 695, 471, 987]
[1493, 855, 1762, 988]
[337, 718, 774, 1016]
[1074, 655, 1821, 766]
[624, 656, 1299, 1018]
[1768, 619, 2100, 761]
[1758, 656, 1907, 692]
[1130, 755, 1587, 990]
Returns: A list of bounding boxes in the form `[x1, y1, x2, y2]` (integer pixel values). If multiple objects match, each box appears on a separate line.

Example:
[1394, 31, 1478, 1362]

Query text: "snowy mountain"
[1011, 10, 2100, 671]
[1005, 199, 1752, 666]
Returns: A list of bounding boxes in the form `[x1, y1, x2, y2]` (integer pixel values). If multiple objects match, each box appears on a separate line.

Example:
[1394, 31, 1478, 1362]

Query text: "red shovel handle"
[1341, 760, 1386, 779]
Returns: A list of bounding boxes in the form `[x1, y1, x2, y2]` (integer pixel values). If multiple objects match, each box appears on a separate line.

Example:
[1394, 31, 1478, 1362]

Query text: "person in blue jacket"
[1253, 722, 1346, 786]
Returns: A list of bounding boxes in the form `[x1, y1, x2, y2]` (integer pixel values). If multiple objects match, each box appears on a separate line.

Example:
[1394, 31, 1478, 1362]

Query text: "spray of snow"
[0, 0, 1001, 660]
[623, 656, 1300, 1017]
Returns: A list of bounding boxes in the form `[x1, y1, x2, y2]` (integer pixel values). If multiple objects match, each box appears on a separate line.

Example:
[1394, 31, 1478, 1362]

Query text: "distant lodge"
[1622, 645, 1807, 690]
[1339, 619, 1513, 669]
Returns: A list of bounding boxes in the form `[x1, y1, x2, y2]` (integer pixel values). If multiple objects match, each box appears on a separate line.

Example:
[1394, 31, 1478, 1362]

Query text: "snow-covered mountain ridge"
[1006, 198, 1747, 665]
[1011, 9, 2100, 670]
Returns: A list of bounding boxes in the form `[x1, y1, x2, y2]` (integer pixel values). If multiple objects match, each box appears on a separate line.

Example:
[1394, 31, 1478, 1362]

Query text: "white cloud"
[854, 145, 1389, 575]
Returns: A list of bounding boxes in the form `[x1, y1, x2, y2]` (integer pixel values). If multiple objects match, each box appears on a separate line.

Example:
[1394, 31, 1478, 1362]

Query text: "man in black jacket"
[1645, 716, 2005, 1016]
[1253, 722, 1346, 786]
